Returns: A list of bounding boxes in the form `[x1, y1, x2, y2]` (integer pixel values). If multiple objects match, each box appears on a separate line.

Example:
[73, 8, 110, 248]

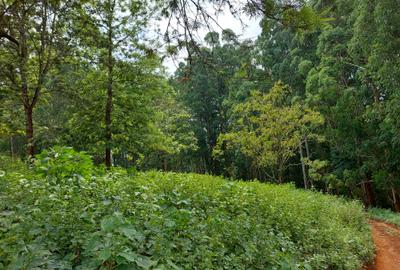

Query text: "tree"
[256, 20, 319, 97]
[215, 82, 323, 183]
[83, 0, 147, 168]
[348, 0, 400, 209]
[140, 86, 198, 171]
[79, 0, 150, 168]
[172, 31, 258, 174]
[64, 56, 169, 167]
[300, 0, 400, 209]
[0, 0, 76, 158]
[303, 0, 373, 201]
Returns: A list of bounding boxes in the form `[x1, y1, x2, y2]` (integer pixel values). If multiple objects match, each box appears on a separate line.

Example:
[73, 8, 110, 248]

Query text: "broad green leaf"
[98, 248, 112, 261]
[118, 251, 137, 262]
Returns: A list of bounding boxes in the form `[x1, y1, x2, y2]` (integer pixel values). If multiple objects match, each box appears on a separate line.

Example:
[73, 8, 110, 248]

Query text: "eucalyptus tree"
[172, 31, 259, 174]
[348, 0, 400, 209]
[299, 0, 400, 207]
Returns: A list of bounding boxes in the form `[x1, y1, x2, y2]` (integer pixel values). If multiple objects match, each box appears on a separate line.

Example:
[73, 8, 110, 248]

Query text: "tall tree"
[348, 0, 400, 209]
[172, 31, 257, 174]
[82, 0, 149, 168]
[0, 0, 75, 158]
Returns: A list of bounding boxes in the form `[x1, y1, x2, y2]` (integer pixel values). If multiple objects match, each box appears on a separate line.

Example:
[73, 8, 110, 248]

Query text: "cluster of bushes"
[0, 147, 373, 269]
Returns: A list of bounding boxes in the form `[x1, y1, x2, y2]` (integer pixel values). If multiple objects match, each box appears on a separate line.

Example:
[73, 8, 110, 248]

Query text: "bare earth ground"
[364, 220, 400, 270]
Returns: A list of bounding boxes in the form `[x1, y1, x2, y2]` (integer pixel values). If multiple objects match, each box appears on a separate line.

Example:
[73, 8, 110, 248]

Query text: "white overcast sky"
[155, 10, 262, 74]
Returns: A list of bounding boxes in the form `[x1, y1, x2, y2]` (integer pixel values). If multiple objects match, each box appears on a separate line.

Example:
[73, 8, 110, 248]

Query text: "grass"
[369, 207, 400, 227]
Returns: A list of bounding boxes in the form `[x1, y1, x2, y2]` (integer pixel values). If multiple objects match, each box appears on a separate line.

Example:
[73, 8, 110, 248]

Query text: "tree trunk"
[24, 105, 34, 158]
[277, 162, 283, 184]
[299, 140, 308, 189]
[304, 134, 313, 187]
[361, 180, 374, 207]
[163, 156, 167, 171]
[18, 10, 34, 159]
[278, 172, 283, 184]
[10, 135, 15, 162]
[105, 69, 112, 168]
[391, 187, 400, 212]
[105, 4, 114, 169]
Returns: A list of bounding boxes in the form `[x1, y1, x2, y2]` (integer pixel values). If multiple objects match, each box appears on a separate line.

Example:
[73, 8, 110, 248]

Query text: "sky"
[157, 10, 262, 74]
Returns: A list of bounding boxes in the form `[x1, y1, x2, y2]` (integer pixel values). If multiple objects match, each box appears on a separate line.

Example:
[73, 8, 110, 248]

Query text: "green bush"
[0, 168, 373, 269]
[35, 146, 93, 180]
[369, 207, 400, 226]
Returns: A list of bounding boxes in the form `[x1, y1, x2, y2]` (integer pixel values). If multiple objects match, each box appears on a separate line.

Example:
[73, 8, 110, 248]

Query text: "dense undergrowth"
[0, 148, 373, 269]
[369, 208, 400, 227]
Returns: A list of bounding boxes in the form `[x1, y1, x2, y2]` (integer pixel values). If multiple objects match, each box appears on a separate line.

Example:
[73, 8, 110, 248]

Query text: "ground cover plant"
[0, 148, 373, 269]
[369, 208, 400, 227]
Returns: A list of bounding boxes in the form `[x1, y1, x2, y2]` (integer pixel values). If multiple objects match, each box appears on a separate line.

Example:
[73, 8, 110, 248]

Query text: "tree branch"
[0, 31, 19, 46]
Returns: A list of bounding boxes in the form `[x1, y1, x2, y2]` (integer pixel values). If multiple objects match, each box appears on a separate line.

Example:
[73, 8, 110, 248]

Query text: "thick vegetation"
[0, 149, 373, 269]
[1, 0, 400, 210]
[2, 1, 397, 269]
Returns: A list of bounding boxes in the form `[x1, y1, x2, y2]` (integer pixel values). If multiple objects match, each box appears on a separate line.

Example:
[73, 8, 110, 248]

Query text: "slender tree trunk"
[18, 10, 35, 159]
[10, 136, 14, 163]
[105, 3, 114, 169]
[299, 140, 308, 189]
[105, 62, 113, 168]
[163, 155, 167, 171]
[304, 134, 313, 187]
[304, 134, 310, 158]
[277, 162, 284, 184]
[24, 105, 34, 158]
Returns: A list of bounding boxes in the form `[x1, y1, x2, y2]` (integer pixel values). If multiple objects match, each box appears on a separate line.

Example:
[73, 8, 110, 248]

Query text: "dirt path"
[366, 220, 400, 270]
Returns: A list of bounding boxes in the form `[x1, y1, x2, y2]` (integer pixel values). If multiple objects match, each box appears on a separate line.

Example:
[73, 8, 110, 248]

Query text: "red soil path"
[365, 220, 400, 270]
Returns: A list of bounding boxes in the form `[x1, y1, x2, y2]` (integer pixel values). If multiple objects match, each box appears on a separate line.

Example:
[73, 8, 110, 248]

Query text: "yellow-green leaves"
[215, 82, 323, 182]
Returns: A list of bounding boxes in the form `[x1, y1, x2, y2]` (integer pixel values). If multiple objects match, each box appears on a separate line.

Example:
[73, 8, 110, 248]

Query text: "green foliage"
[305, 159, 339, 191]
[0, 164, 373, 269]
[369, 208, 400, 227]
[1, 0, 400, 217]
[282, 6, 333, 32]
[60, 56, 173, 166]
[35, 146, 93, 180]
[215, 82, 323, 182]
[301, 0, 400, 207]
[172, 31, 263, 174]
[0, 155, 30, 175]
[139, 88, 198, 171]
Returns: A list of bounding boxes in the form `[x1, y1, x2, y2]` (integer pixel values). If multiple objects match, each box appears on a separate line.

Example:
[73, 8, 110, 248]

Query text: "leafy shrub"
[0, 167, 373, 269]
[35, 146, 93, 180]
[369, 207, 400, 226]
